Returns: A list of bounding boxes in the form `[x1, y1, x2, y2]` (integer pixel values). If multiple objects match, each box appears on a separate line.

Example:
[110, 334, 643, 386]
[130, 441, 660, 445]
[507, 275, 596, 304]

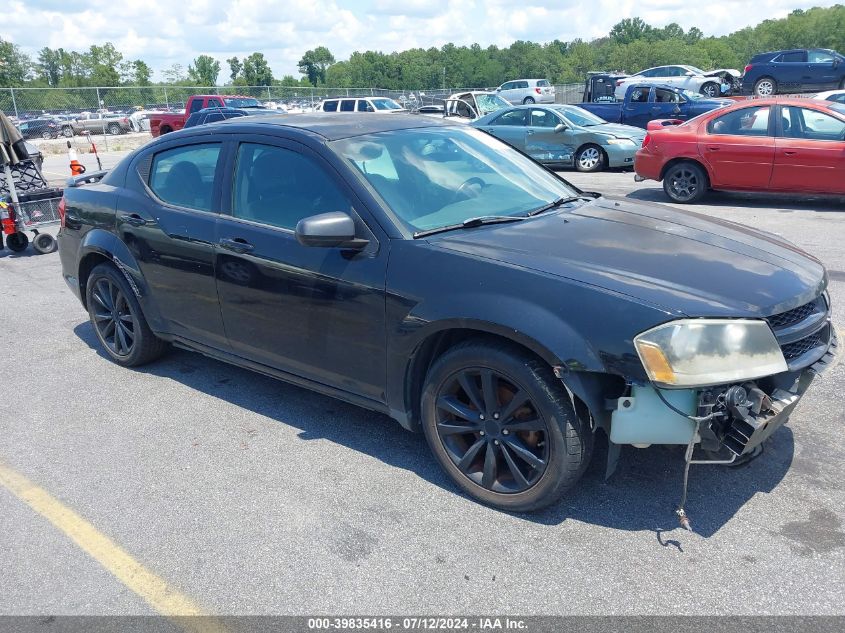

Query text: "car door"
[524, 109, 572, 163]
[119, 139, 229, 348]
[698, 105, 775, 189]
[481, 109, 529, 149]
[806, 50, 840, 90]
[214, 137, 388, 402]
[771, 105, 845, 194]
[773, 50, 807, 91]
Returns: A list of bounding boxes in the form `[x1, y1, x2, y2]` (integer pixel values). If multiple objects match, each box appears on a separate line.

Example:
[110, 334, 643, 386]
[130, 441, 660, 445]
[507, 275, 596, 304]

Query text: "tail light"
[58, 196, 66, 229]
[535, 88, 542, 94]
[744, 64, 753, 74]
[642, 134, 651, 149]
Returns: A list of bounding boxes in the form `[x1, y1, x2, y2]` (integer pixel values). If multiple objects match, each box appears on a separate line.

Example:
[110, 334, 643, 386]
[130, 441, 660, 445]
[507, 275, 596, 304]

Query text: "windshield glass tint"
[556, 106, 605, 126]
[372, 98, 403, 110]
[223, 98, 262, 108]
[331, 127, 577, 232]
[476, 94, 510, 114]
[686, 66, 706, 75]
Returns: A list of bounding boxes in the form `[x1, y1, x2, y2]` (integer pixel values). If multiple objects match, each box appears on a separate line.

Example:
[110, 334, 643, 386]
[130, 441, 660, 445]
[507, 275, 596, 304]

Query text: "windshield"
[476, 94, 510, 115]
[555, 106, 606, 127]
[829, 103, 845, 116]
[680, 89, 704, 101]
[685, 66, 706, 75]
[223, 97, 262, 108]
[372, 98, 403, 110]
[331, 127, 577, 233]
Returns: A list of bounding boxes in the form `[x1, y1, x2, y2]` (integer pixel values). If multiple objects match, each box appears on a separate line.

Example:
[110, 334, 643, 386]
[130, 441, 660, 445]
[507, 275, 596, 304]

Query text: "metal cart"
[1, 158, 63, 254]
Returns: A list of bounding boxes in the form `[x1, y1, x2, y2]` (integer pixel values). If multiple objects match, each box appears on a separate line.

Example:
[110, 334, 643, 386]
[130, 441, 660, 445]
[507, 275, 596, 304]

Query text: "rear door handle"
[526, 130, 534, 135]
[219, 237, 254, 253]
[120, 213, 148, 227]
[784, 150, 798, 156]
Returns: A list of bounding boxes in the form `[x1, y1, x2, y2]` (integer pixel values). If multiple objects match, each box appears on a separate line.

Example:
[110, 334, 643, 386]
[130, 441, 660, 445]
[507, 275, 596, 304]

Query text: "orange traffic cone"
[68, 141, 86, 176]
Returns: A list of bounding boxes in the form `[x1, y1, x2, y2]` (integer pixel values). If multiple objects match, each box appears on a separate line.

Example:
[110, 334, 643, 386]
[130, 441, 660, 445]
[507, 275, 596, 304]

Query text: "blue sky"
[7, 1, 841, 81]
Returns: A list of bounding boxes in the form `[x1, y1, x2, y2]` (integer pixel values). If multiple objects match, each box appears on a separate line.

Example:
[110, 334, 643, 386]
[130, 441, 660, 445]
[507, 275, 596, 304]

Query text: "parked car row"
[13, 111, 133, 139]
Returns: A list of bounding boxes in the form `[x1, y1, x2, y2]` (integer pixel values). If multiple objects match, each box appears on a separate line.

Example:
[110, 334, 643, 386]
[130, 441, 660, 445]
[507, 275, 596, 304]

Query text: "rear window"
[537, 80, 550, 87]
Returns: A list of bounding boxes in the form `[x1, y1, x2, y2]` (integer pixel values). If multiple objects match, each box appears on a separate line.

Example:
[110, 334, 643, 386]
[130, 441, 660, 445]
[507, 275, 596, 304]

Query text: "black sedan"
[57, 114, 837, 514]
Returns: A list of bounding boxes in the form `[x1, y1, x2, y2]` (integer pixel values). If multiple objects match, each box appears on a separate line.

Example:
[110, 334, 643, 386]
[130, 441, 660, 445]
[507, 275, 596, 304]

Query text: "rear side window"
[322, 100, 338, 112]
[492, 110, 528, 126]
[340, 100, 356, 112]
[517, 81, 529, 89]
[149, 143, 221, 212]
[777, 51, 807, 63]
[530, 110, 559, 128]
[231, 143, 353, 231]
[707, 106, 771, 136]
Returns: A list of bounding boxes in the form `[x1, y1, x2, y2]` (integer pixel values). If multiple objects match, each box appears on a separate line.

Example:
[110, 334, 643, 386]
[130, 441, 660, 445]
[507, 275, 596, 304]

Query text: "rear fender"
[78, 228, 166, 332]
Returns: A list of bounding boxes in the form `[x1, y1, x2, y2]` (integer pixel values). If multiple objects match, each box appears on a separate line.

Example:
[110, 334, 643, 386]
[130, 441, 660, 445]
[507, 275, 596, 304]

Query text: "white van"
[317, 97, 407, 113]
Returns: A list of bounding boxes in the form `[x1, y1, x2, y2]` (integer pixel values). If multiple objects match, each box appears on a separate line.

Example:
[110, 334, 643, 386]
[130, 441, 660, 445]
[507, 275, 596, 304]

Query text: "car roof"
[212, 112, 455, 140]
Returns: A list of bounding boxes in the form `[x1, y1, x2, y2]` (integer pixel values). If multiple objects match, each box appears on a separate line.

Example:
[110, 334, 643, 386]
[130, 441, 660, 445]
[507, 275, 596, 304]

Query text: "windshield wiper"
[526, 196, 586, 217]
[413, 215, 526, 239]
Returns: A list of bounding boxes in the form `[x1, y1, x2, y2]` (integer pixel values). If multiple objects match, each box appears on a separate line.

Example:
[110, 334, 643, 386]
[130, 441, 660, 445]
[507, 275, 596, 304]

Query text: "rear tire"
[107, 123, 122, 135]
[523, 96, 535, 104]
[662, 161, 708, 203]
[5, 232, 29, 252]
[754, 77, 777, 97]
[421, 340, 593, 512]
[62, 126, 74, 138]
[85, 263, 168, 367]
[32, 233, 57, 254]
[160, 126, 173, 135]
[41, 129, 53, 139]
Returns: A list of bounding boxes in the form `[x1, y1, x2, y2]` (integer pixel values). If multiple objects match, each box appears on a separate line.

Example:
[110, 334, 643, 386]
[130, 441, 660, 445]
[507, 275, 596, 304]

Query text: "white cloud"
[3, 0, 840, 82]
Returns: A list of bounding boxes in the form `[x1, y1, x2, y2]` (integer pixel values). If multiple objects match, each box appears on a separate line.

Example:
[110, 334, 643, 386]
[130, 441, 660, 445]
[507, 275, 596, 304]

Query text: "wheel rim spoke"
[437, 395, 477, 422]
[503, 436, 545, 471]
[457, 372, 484, 412]
[457, 438, 486, 472]
[480, 369, 498, 414]
[481, 443, 498, 489]
[499, 389, 529, 423]
[500, 443, 530, 489]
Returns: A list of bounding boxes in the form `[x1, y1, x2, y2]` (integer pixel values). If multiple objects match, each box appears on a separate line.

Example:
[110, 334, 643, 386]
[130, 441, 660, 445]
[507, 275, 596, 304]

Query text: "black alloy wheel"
[422, 340, 592, 512]
[434, 367, 550, 493]
[663, 162, 707, 203]
[90, 276, 137, 358]
[85, 263, 167, 366]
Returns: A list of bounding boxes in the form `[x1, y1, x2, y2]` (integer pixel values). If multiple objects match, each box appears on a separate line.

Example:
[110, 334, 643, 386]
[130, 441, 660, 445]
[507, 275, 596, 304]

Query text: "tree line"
[1, 5, 843, 91]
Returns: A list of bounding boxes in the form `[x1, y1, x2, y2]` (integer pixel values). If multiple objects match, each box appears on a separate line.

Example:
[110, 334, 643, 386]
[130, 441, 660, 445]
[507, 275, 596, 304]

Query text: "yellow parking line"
[0, 460, 225, 633]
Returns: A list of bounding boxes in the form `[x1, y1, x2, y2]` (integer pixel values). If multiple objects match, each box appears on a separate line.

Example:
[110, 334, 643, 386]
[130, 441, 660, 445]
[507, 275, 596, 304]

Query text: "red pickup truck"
[149, 94, 265, 136]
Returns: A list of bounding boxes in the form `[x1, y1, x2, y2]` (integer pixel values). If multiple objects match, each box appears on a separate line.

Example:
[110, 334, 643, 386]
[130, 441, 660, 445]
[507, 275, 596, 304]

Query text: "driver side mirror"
[295, 212, 368, 250]
[554, 123, 567, 133]
[833, 58, 840, 68]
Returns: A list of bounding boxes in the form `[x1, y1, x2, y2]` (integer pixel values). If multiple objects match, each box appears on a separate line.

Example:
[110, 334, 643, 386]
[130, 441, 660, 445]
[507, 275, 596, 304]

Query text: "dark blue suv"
[742, 48, 845, 96]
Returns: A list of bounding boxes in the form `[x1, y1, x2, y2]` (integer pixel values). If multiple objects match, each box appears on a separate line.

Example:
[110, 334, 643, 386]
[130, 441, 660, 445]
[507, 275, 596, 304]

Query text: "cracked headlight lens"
[634, 319, 788, 387]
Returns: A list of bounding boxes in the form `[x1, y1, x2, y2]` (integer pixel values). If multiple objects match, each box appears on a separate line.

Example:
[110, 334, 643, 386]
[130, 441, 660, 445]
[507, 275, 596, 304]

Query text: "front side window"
[492, 110, 528, 126]
[781, 106, 845, 141]
[808, 50, 834, 63]
[357, 100, 374, 112]
[655, 88, 681, 103]
[232, 143, 353, 231]
[332, 127, 578, 233]
[149, 143, 221, 212]
[530, 109, 560, 128]
[707, 106, 771, 136]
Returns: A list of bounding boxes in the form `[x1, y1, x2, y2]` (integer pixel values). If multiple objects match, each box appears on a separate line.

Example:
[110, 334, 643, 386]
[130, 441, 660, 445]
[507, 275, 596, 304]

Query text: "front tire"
[62, 126, 74, 138]
[700, 82, 719, 98]
[575, 145, 605, 172]
[86, 263, 167, 367]
[107, 123, 122, 135]
[421, 340, 593, 512]
[663, 161, 708, 203]
[754, 77, 777, 97]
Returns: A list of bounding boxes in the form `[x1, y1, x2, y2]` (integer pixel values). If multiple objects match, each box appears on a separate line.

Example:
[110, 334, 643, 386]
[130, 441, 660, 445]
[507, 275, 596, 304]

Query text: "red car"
[634, 97, 845, 202]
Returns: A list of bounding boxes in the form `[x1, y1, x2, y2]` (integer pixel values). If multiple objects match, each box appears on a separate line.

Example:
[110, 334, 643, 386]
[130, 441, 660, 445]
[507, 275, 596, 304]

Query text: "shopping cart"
[1, 158, 63, 254]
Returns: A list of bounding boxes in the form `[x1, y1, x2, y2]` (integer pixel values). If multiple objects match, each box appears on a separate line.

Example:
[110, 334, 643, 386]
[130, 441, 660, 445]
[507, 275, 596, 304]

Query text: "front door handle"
[219, 237, 254, 253]
[705, 145, 721, 151]
[120, 213, 148, 227]
[784, 150, 798, 156]
[526, 130, 534, 135]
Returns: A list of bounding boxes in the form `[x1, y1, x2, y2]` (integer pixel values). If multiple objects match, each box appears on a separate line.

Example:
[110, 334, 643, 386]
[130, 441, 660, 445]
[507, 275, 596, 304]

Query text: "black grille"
[766, 300, 819, 329]
[781, 330, 826, 361]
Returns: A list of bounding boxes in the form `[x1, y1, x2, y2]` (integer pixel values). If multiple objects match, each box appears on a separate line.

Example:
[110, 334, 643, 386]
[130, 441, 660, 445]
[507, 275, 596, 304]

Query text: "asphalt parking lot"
[1, 163, 844, 617]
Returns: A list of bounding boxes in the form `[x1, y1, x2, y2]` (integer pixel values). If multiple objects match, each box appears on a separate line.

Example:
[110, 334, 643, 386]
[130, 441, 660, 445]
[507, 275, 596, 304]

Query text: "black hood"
[429, 197, 826, 317]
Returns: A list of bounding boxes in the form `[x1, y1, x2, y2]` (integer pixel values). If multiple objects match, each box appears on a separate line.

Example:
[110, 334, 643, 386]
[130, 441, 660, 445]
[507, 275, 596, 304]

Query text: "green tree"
[242, 52, 273, 86]
[89, 43, 122, 85]
[36, 47, 62, 86]
[132, 60, 152, 86]
[298, 46, 336, 86]
[162, 63, 186, 83]
[610, 18, 654, 45]
[0, 38, 32, 87]
[227, 57, 242, 82]
[188, 55, 221, 86]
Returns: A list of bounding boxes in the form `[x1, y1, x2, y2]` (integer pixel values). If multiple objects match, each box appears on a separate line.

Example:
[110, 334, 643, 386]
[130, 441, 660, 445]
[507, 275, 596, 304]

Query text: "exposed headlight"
[634, 319, 787, 388]
[605, 138, 637, 146]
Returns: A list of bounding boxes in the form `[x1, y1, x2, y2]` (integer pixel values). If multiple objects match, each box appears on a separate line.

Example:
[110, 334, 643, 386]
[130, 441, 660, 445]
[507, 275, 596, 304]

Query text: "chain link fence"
[1, 84, 585, 118]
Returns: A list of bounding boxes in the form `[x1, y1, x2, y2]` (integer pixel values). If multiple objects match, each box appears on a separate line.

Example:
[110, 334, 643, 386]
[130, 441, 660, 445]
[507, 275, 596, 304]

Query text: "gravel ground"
[1, 165, 843, 617]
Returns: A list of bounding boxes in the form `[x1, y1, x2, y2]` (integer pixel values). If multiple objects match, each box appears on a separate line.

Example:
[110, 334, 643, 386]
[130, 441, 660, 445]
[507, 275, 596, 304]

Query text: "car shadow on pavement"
[626, 187, 845, 211]
[73, 321, 794, 538]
